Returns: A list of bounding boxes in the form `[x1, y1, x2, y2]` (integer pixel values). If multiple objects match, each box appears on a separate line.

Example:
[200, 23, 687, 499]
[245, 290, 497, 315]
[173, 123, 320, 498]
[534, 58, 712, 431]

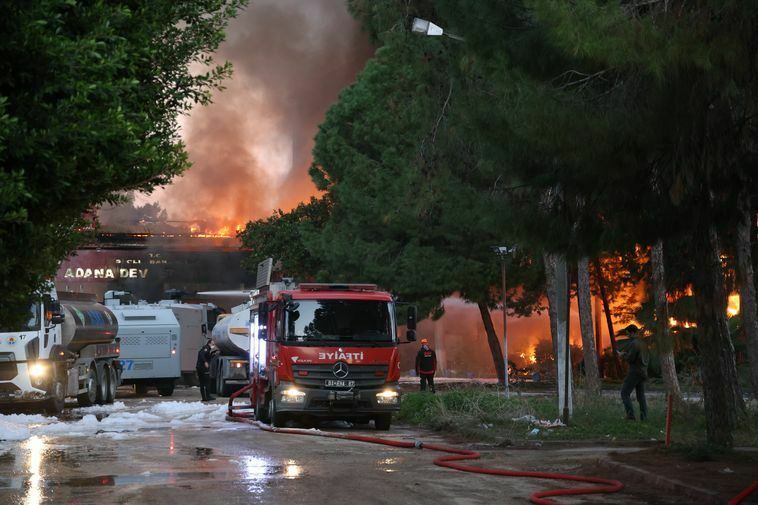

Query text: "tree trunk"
[692, 225, 743, 447]
[544, 252, 572, 416]
[543, 253, 559, 351]
[592, 258, 622, 374]
[577, 257, 601, 395]
[594, 295, 603, 377]
[477, 302, 505, 385]
[593, 258, 619, 353]
[735, 190, 758, 399]
[650, 239, 681, 400]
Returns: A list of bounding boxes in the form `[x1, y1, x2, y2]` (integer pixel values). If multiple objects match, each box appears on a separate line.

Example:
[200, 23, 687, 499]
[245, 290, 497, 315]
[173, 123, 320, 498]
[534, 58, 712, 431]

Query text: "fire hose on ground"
[226, 385, 757, 505]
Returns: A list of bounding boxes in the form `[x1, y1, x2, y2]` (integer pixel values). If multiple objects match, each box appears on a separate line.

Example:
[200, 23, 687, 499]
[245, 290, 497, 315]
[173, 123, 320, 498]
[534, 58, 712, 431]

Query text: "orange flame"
[727, 294, 740, 317]
[669, 317, 697, 329]
[186, 223, 244, 238]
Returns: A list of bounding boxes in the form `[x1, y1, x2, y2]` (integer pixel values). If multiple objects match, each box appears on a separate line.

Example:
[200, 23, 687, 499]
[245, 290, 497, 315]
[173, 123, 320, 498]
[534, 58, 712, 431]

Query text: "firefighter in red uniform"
[415, 338, 437, 393]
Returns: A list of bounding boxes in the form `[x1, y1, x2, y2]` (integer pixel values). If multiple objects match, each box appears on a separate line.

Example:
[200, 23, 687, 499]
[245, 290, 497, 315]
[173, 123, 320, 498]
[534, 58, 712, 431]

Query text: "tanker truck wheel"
[96, 366, 108, 405]
[44, 380, 65, 415]
[374, 414, 391, 431]
[105, 366, 117, 404]
[77, 368, 98, 407]
[217, 375, 233, 397]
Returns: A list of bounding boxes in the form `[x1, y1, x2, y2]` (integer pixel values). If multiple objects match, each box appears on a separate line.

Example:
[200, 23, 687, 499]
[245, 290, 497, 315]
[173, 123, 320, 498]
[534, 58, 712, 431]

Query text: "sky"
[135, 0, 373, 232]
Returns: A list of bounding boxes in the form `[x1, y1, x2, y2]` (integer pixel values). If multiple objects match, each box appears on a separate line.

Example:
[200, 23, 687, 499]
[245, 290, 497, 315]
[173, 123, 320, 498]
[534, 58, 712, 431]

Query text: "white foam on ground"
[73, 401, 129, 414]
[0, 402, 230, 441]
[0, 418, 31, 441]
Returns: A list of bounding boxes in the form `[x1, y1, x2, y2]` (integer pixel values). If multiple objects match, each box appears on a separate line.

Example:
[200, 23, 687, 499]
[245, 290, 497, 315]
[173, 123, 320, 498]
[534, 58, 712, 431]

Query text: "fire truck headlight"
[376, 390, 398, 405]
[281, 388, 306, 404]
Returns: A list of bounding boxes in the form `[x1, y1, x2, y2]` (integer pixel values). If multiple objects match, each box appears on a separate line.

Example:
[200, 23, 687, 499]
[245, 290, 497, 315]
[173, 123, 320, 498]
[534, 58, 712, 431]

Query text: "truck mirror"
[47, 300, 65, 325]
[406, 306, 417, 342]
[282, 294, 299, 312]
[257, 302, 268, 319]
[406, 306, 417, 331]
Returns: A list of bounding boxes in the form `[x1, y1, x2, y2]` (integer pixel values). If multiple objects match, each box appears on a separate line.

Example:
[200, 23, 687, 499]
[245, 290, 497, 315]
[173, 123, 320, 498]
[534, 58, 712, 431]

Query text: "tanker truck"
[0, 290, 121, 414]
[209, 302, 252, 397]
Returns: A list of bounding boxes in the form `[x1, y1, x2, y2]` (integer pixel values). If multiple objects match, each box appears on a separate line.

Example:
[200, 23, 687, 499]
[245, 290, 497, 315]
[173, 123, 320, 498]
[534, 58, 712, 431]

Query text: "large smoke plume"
[136, 0, 373, 230]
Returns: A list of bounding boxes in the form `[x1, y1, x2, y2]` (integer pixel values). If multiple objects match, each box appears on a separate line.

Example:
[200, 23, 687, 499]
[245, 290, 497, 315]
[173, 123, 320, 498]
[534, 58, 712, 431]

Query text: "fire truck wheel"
[255, 394, 270, 423]
[44, 380, 65, 415]
[96, 366, 108, 405]
[77, 368, 97, 407]
[269, 398, 287, 427]
[105, 367, 117, 404]
[374, 414, 391, 431]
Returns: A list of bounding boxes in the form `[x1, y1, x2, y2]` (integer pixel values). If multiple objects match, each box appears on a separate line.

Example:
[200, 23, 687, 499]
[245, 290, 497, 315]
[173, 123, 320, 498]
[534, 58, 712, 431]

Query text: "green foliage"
[0, 0, 245, 325]
[304, 1, 548, 316]
[239, 196, 331, 281]
[241, 0, 755, 445]
[398, 387, 758, 446]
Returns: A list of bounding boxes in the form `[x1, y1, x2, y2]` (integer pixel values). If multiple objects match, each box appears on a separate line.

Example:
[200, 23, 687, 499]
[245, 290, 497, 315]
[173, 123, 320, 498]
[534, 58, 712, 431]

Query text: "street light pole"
[501, 255, 509, 398]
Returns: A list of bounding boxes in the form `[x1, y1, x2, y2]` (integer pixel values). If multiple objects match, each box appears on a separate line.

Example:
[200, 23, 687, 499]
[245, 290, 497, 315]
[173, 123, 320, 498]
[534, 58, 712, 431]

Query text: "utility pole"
[493, 246, 515, 398]
[501, 257, 508, 398]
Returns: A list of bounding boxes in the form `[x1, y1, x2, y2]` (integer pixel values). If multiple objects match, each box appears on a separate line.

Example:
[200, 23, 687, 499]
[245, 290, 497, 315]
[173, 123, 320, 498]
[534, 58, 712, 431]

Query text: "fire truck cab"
[249, 281, 416, 430]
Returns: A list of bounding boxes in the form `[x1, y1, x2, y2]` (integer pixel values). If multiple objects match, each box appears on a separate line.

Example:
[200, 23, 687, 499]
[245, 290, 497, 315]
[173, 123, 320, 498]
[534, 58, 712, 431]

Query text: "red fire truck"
[249, 281, 416, 430]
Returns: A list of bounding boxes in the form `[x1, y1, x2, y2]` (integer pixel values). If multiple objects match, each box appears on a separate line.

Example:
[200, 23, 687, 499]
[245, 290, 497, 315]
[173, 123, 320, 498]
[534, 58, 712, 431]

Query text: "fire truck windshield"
[284, 300, 395, 344]
[0, 303, 41, 333]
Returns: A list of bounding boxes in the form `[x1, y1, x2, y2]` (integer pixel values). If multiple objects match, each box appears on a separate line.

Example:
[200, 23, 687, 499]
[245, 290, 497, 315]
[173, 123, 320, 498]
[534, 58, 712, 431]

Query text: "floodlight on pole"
[411, 17, 465, 41]
[492, 245, 516, 398]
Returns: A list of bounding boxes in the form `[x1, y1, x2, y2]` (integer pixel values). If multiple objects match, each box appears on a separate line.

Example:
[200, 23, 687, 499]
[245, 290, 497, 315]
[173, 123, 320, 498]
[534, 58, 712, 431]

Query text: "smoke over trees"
[141, 0, 374, 230]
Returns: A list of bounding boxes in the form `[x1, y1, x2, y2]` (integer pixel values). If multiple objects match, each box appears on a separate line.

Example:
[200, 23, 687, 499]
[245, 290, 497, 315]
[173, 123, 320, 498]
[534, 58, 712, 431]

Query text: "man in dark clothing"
[618, 325, 649, 420]
[415, 339, 437, 393]
[196, 339, 215, 402]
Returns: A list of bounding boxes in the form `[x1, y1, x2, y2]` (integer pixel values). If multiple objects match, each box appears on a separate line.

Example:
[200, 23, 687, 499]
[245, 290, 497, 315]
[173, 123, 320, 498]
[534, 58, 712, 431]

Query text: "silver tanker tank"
[60, 300, 118, 352]
[211, 304, 250, 357]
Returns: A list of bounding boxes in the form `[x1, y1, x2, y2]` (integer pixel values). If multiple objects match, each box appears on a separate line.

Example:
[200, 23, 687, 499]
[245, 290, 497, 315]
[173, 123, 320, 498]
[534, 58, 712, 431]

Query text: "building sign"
[56, 244, 256, 303]
[62, 267, 149, 279]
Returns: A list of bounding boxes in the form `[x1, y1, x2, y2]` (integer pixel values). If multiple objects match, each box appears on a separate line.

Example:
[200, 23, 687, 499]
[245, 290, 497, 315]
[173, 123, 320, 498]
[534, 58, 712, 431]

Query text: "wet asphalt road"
[0, 387, 686, 505]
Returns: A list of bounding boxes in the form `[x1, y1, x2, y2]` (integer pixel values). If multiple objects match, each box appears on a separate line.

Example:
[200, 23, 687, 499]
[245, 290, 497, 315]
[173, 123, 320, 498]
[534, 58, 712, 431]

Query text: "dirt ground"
[602, 446, 758, 504]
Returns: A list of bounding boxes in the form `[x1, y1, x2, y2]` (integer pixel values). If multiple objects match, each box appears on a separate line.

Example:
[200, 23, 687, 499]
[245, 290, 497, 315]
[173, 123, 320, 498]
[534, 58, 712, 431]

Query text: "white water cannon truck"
[0, 290, 122, 414]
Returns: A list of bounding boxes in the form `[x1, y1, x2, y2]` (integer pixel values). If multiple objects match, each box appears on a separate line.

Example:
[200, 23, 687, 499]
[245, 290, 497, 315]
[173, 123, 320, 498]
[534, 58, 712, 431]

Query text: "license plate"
[325, 379, 355, 388]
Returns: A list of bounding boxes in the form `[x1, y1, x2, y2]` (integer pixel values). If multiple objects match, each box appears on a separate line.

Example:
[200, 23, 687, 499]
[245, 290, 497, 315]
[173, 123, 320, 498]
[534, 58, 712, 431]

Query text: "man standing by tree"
[618, 325, 649, 421]
[415, 338, 437, 393]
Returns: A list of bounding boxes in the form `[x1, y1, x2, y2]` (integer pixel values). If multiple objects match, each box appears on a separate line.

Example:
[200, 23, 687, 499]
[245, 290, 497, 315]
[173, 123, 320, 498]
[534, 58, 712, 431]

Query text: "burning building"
[55, 231, 254, 305]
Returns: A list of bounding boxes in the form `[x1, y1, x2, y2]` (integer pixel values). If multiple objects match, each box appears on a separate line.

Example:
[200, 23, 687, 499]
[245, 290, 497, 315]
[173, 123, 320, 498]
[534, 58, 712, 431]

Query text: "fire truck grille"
[0, 382, 20, 393]
[309, 399, 374, 409]
[292, 364, 389, 389]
